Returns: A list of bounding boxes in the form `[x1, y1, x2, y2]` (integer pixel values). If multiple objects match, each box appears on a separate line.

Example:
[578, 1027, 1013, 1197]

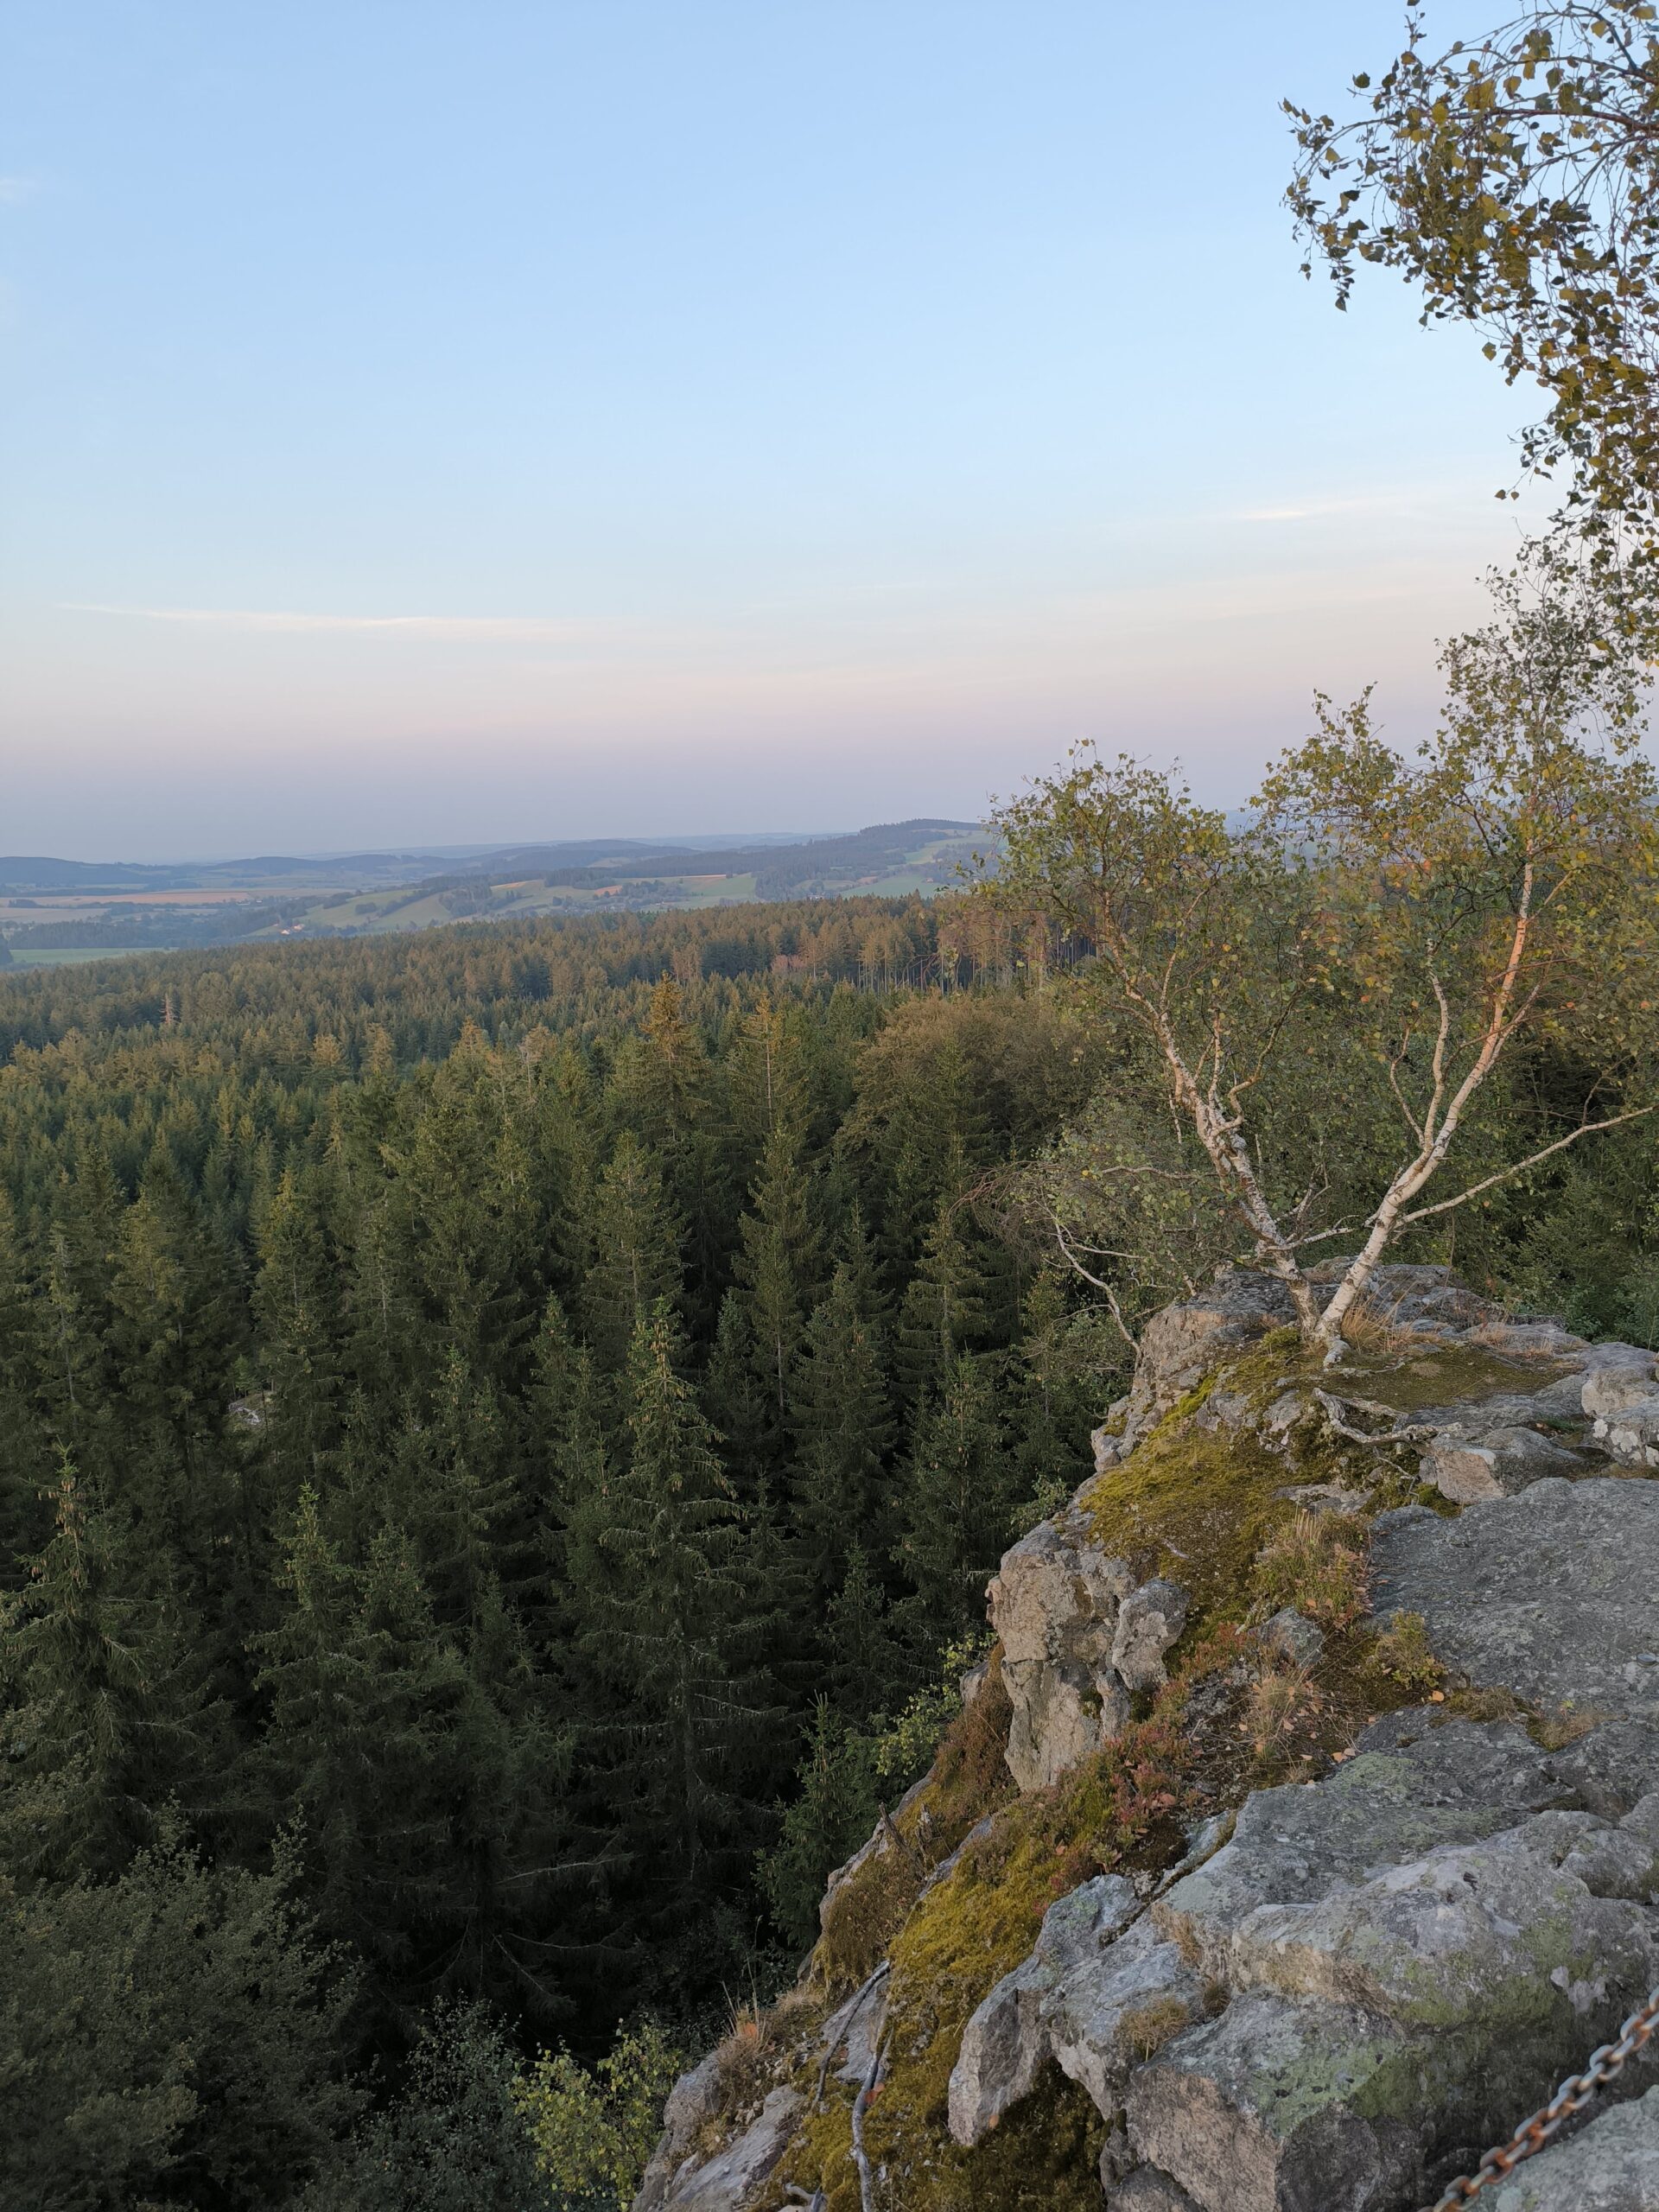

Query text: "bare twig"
[1399, 1106, 1659, 1224]
[813, 1960, 890, 2110]
[850, 2033, 887, 2212]
[880, 1803, 925, 1878]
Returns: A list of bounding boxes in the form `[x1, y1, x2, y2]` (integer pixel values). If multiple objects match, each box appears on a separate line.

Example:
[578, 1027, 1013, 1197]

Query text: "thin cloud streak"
[62, 602, 607, 642]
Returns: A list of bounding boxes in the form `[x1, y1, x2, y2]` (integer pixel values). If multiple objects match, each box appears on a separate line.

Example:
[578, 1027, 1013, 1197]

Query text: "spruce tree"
[893, 1354, 1017, 1634]
[581, 1136, 685, 1375]
[564, 1301, 781, 1958]
[732, 1117, 822, 1429]
[894, 1184, 991, 1404]
[0, 1460, 217, 1883]
[787, 1262, 893, 1604]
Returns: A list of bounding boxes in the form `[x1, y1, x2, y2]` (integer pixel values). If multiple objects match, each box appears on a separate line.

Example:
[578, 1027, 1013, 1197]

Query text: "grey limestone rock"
[1124, 1991, 1421, 2212]
[1424, 1424, 1591, 1503]
[1114, 1271, 1300, 1453]
[1480, 2088, 1659, 2209]
[990, 1518, 1191, 1790]
[654, 2086, 803, 2209]
[1583, 1354, 1659, 1422]
[1258, 1608, 1325, 1669]
[962, 1709, 1659, 2207]
[1112, 1580, 1192, 1693]
[1109, 2164, 1202, 2210]
[948, 1874, 1141, 2144]
[1370, 1478, 1659, 1722]
[1598, 1397, 1659, 1471]
[990, 1519, 1136, 1791]
[1469, 1319, 1593, 1359]
[634, 2051, 725, 2211]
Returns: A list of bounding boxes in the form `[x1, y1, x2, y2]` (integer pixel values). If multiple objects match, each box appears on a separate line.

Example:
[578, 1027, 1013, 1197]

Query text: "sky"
[1, 1, 1543, 861]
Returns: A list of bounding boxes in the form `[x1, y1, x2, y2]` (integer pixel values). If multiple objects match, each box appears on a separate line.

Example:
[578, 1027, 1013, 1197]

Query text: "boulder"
[961, 1708, 1659, 2207]
[1115, 1272, 1300, 1452]
[1124, 1992, 1421, 2212]
[1581, 1352, 1659, 1422]
[1109, 2164, 1202, 2209]
[990, 1520, 1135, 1791]
[1597, 1396, 1659, 1471]
[1112, 1580, 1191, 1693]
[1258, 1608, 1325, 1669]
[1370, 1481, 1659, 1723]
[653, 2087, 802, 2209]
[989, 1517, 1190, 1790]
[633, 2052, 723, 2209]
[1423, 1425, 1590, 1503]
[948, 1874, 1141, 2143]
[1469, 1319, 1592, 1359]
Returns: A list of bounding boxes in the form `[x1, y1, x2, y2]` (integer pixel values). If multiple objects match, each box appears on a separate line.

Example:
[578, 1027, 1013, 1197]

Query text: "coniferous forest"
[3, 880, 1658, 2209]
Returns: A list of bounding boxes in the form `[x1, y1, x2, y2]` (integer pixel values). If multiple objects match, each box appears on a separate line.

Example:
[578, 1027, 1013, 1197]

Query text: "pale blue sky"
[3, 2, 1535, 860]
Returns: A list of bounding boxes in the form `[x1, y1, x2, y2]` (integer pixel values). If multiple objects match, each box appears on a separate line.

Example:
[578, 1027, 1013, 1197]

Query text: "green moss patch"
[779, 1703, 1190, 2211]
[816, 1663, 1017, 1994]
[1337, 1344, 1578, 1415]
[1080, 1412, 1299, 1639]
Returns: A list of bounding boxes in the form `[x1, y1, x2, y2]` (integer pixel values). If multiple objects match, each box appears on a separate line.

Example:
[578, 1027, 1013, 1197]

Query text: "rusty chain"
[1422, 1981, 1659, 2209]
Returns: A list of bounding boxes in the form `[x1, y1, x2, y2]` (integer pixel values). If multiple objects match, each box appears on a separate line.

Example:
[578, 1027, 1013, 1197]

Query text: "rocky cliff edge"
[635, 1268, 1659, 2212]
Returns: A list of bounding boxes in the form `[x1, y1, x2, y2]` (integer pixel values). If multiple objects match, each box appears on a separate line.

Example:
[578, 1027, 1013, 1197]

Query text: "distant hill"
[0, 819, 986, 966]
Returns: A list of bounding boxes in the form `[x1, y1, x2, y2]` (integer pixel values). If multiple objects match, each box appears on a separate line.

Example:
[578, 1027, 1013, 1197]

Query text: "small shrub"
[1255, 1509, 1367, 1628]
[1242, 1662, 1323, 1761]
[869, 1633, 992, 1789]
[1121, 1994, 1193, 2061]
[1370, 1611, 1441, 1691]
[1529, 1702, 1603, 1751]
[515, 2022, 683, 2212]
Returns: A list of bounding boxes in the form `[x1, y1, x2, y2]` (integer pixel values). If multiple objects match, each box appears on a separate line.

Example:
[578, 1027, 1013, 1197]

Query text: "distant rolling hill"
[0, 819, 986, 968]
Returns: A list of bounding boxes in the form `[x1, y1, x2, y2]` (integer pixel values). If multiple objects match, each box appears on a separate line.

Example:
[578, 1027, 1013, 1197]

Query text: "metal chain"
[1422, 1982, 1659, 2209]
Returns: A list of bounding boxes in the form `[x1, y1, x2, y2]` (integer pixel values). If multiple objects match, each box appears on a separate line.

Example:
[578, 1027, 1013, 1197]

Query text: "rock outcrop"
[636, 1268, 1659, 2212]
[991, 1521, 1190, 1792]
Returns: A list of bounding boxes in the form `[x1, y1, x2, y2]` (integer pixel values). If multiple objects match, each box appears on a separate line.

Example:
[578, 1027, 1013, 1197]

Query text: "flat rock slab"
[1371, 1479, 1659, 1722]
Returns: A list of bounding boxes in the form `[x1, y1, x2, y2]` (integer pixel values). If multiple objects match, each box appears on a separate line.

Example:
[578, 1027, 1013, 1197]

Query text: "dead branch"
[850, 2033, 887, 2212]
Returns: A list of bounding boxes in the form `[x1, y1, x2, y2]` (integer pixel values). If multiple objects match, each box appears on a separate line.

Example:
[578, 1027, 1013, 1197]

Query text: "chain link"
[1421, 1982, 1659, 2209]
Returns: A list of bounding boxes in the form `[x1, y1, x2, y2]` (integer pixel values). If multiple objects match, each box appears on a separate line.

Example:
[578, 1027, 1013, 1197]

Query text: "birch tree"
[988, 565, 1659, 1358]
